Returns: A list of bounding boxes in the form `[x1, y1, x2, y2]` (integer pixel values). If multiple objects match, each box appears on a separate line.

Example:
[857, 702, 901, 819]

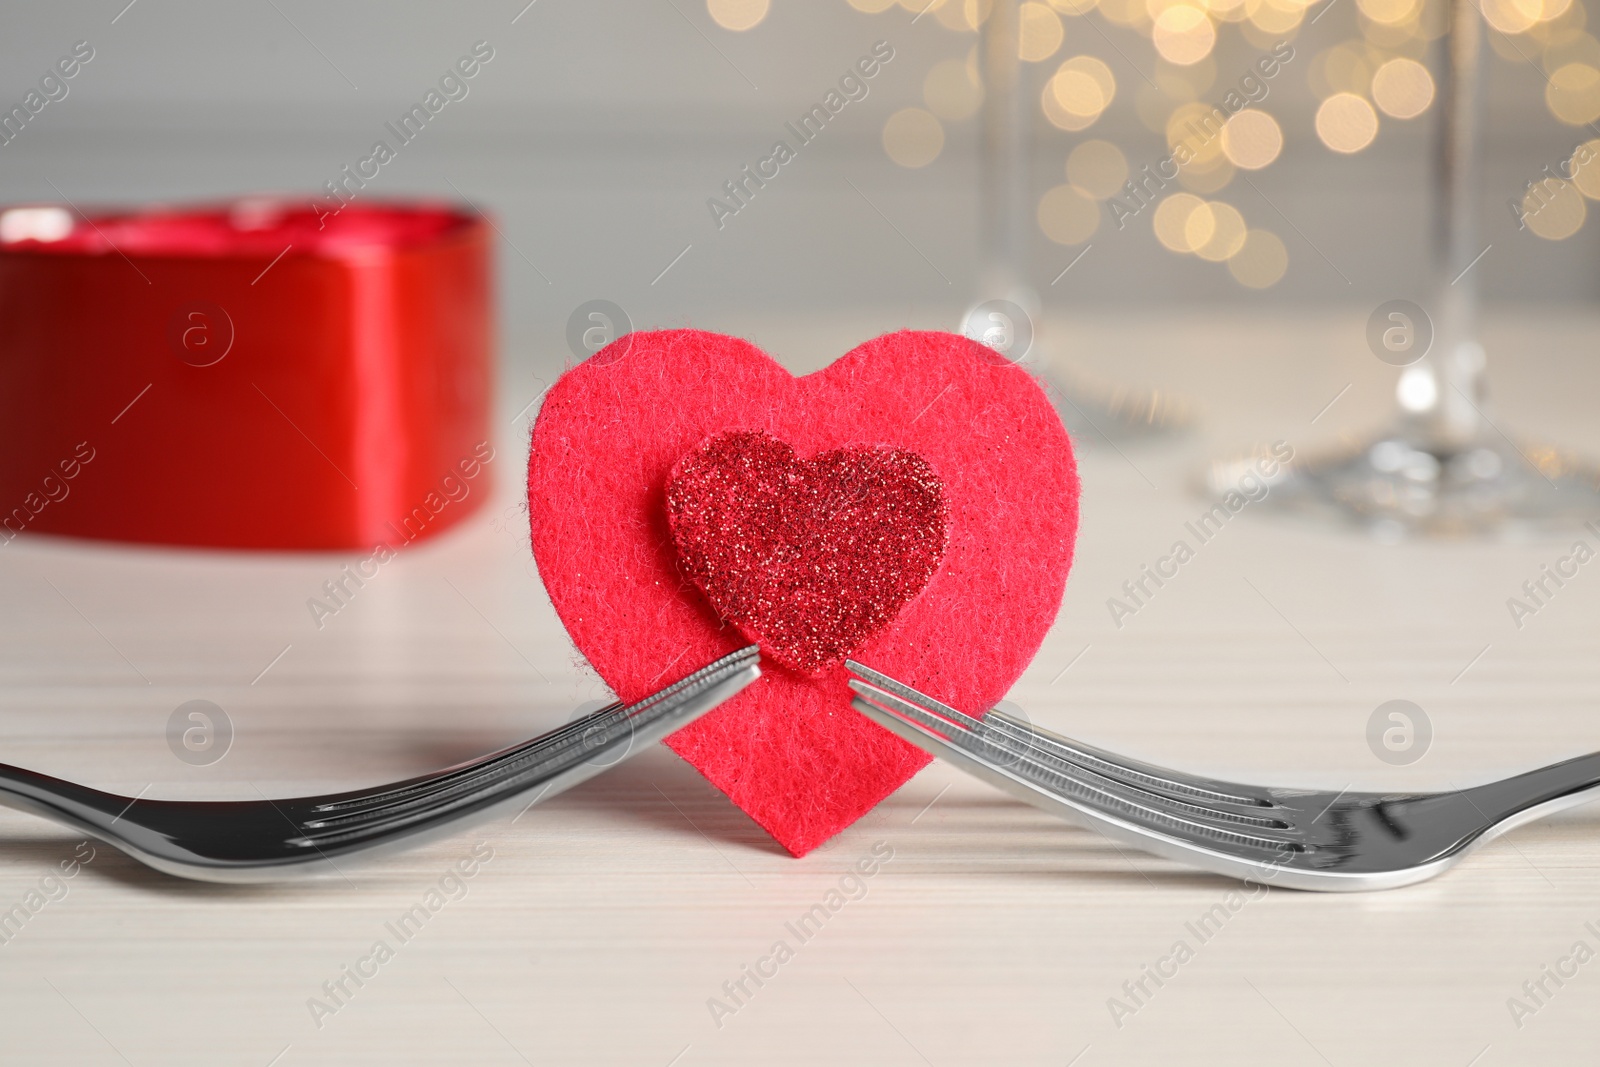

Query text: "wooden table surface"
[3, 308, 1598, 1066]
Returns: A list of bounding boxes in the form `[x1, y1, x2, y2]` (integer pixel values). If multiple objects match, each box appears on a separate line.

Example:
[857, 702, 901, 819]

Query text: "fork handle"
[1462, 750, 1600, 831]
[0, 763, 132, 841]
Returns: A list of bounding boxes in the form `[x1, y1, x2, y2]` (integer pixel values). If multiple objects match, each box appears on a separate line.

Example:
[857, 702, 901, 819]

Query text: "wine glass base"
[1212, 432, 1600, 540]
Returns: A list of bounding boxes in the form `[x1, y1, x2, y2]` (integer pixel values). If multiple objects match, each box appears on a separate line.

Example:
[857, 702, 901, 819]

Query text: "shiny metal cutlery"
[848, 660, 1599, 891]
[0, 646, 759, 883]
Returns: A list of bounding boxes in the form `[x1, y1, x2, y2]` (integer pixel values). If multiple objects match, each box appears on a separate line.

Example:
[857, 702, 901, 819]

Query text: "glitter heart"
[666, 429, 949, 676]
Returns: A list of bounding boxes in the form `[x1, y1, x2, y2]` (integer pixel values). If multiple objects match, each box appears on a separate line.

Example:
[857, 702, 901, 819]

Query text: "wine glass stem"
[980, 0, 1030, 295]
[1423, 0, 1490, 446]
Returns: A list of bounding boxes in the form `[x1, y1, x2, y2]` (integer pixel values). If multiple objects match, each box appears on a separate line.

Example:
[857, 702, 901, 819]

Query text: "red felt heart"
[666, 429, 949, 676]
[527, 330, 1079, 856]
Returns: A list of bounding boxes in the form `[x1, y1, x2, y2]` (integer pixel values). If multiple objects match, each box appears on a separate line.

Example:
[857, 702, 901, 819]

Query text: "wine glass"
[1220, 0, 1600, 537]
[962, 0, 1194, 446]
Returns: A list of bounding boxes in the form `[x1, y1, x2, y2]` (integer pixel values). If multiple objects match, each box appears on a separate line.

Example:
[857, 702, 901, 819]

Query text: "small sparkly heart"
[666, 430, 948, 675]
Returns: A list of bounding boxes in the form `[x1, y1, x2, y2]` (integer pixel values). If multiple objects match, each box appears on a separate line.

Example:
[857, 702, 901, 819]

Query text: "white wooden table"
[2, 309, 1598, 1065]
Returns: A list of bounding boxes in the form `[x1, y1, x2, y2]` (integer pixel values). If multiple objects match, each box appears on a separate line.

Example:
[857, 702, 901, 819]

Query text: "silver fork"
[848, 661, 1600, 891]
[0, 646, 759, 883]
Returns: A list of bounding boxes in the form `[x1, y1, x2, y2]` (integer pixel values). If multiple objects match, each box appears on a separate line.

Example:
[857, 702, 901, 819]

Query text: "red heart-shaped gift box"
[0, 200, 491, 550]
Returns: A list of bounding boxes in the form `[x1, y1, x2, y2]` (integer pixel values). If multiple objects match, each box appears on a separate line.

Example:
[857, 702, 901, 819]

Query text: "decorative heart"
[527, 330, 1079, 856]
[666, 429, 949, 676]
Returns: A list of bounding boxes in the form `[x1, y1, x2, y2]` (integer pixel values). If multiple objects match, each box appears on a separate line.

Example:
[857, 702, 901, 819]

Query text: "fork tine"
[980, 707, 1276, 811]
[848, 680, 1290, 833]
[311, 645, 760, 819]
[846, 658, 1274, 811]
[307, 706, 625, 817]
[290, 646, 760, 846]
[968, 718, 1289, 832]
[845, 660, 985, 731]
[849, 677, 1302, 854]
[299, 703, 654, 835]
[293, 657, 758, 848]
